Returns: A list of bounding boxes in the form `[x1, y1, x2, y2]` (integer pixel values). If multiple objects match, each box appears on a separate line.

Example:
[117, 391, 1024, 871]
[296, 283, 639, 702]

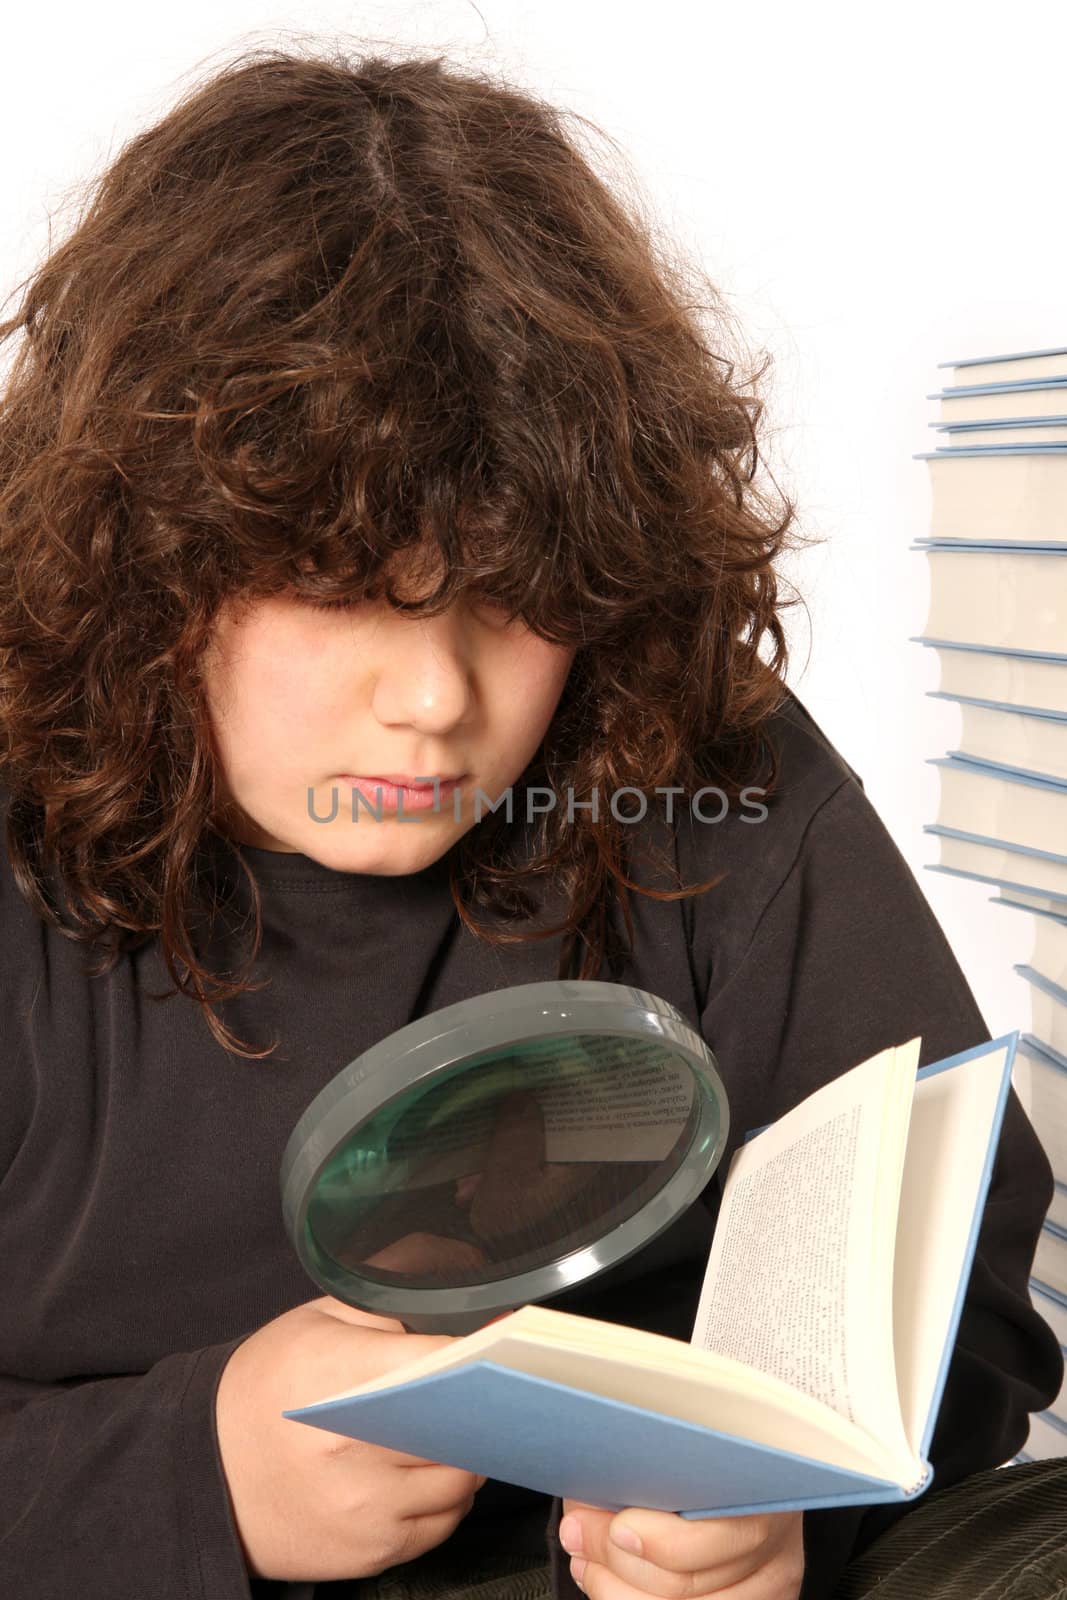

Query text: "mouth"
[333, 773, 466, 812]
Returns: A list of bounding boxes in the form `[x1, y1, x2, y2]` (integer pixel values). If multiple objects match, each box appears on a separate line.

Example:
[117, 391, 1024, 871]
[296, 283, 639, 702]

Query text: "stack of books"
[911, 344, 1067, 1462]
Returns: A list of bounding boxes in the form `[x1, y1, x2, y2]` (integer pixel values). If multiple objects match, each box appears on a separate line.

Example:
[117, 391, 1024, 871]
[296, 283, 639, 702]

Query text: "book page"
[384, 1039, 697, 1188]
[690, 1041, 919, 1466]
[891, 1039, 1013, 1454]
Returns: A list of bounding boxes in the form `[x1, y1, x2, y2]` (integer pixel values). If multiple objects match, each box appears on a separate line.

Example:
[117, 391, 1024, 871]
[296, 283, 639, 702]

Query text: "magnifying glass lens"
[306, 1034, 705, 1289]
[281, 981, 730, 1333]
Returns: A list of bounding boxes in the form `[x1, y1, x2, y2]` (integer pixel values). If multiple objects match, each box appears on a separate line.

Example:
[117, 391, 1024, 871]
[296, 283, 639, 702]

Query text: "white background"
[3, 0, 1065, 1040]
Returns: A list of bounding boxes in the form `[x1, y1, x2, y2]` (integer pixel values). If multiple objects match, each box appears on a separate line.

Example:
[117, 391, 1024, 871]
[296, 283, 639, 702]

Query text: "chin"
[316, 832, 456, 875]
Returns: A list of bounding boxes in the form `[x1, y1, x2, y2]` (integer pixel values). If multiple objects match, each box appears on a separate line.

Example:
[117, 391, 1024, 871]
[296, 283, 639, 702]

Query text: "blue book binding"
[282, 1035, 1018, 1518]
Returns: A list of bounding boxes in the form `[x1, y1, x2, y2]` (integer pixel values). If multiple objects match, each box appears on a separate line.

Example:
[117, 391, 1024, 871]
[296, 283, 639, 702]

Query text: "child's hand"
[215, 1295, 487, 1582]
[559, 1500, 805, 1599]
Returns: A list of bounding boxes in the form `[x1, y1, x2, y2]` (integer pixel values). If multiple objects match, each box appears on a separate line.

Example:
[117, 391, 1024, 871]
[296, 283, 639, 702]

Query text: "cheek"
[210, 627, 342, 768]
[253, 656, 333, 742]
[529, 643, 578, 707]
[492, 641, 577, 742]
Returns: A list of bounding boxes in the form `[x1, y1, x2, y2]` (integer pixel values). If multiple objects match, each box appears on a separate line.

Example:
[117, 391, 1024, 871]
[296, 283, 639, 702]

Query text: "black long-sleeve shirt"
[0, 688, 1061, 1600]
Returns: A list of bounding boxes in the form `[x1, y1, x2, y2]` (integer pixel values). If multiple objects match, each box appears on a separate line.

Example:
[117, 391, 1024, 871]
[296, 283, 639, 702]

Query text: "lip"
[353, 773, 465, 786]
[333, 773, 466, 813]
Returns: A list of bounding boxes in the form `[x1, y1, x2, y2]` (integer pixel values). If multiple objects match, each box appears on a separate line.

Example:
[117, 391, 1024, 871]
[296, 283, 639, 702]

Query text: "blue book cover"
[928, 691, 1067, 725]
[936, 345, 1067, 369]
[1014, 964, 1067, 1011]
[917, 445, 1067, 460]
[990, 895, 1067, 927]
[925, 861, 1067, 907]
[926, 378, 1067, 399]
[1019, 1032, 1067, 1076]
[910, 634, 1067, 666]
[914, 445, 1067, 460]
[930, 416, 1067, 435]
[282, 1034, 1018, 1518]
[939, 749, 1067, 793]
[912, 538, 1067, 551]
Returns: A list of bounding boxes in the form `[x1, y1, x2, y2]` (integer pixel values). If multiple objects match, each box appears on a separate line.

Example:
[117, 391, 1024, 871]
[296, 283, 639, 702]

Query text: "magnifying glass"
[280, 980, 729, 1333]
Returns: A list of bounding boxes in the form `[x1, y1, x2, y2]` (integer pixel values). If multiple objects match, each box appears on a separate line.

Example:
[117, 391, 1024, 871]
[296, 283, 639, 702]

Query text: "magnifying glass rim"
[280, 979, 729, 1323]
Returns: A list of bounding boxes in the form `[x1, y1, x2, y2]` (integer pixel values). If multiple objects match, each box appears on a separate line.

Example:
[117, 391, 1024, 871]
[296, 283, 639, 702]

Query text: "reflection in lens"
[305, 1033, 714, 1290]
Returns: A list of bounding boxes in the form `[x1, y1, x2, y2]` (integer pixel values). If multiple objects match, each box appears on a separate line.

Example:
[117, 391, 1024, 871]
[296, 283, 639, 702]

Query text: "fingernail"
[570, 1556, 587, 1590]
[611, 1522, 642, 1555]
[559, 1515, 583, 1554]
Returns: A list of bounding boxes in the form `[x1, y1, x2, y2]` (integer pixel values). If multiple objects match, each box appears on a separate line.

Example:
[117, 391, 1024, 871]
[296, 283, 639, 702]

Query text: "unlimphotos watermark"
[307, 780, 769, 827]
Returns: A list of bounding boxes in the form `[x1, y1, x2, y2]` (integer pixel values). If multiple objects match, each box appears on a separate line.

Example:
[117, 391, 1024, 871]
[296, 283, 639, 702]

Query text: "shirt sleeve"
[0, 1338, 260, 1598]
[697, 774, 1064, 1600]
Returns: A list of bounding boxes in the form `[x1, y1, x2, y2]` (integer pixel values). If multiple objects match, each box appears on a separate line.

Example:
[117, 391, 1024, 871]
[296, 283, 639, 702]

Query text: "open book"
[283, 1031, 1018, 1518]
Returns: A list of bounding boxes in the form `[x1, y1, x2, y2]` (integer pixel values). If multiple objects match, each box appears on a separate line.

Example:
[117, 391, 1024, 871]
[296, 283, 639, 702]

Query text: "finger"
[561, 1506, 699, 1600]
[392, 1461, 486, 1519]
[616, 1510, 791, 1589]
[564, 1507, 783, 1598]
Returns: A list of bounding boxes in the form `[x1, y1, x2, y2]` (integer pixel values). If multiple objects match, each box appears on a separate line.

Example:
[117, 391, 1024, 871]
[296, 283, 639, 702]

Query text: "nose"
[370, 610, 476, 734]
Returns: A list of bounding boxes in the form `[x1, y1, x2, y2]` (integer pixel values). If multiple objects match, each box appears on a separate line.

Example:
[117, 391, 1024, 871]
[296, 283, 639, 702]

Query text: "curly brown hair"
[0, 40, 815, 1059]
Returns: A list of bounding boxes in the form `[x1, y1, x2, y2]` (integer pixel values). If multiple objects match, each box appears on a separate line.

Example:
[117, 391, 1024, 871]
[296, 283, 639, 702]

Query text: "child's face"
[199, 582, 578, 876]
